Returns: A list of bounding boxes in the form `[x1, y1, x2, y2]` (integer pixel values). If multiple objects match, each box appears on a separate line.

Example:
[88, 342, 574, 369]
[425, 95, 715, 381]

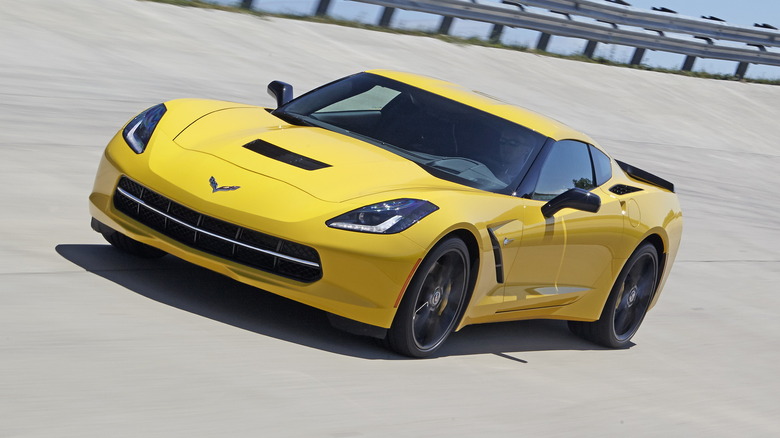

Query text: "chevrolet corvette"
[89, 70, 682, 357]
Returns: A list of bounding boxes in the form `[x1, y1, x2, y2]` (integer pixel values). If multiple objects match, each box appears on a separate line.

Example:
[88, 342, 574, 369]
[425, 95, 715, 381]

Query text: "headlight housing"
[326, 199, 439, 234]
[122, 103, 166, 154]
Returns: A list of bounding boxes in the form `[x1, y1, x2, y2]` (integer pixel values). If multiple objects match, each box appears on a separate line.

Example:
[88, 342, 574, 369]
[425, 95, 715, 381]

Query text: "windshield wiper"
[272, 111, 314, 127]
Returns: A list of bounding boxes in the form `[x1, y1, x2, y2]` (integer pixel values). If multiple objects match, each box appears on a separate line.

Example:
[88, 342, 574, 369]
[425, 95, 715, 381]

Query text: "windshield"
[274, 73, 548, 194]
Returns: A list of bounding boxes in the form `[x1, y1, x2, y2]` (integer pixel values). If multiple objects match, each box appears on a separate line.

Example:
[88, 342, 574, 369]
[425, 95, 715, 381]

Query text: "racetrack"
[2, 0, 779, 436]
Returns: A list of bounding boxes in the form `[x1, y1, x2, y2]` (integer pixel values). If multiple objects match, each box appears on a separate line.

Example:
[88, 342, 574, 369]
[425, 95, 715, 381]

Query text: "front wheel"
[386, 238, 470, 358]
[569, 242, 659, 348]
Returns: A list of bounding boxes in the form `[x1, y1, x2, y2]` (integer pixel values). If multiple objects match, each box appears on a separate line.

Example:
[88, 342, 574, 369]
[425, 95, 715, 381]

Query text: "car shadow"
[56, 244, 608, 360]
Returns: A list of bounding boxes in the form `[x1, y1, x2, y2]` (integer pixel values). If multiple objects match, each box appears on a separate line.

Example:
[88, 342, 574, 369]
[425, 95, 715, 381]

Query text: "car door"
[553, 144, 624, 296]
[499, 140, 621, 311]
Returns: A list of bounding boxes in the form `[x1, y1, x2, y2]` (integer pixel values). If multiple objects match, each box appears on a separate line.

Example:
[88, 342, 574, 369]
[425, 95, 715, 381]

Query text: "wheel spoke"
[624, 271, 639, 294]
[426, 315, 445, 344]
[436, 259, 455, 285]
[637, 257, 654, 284]
[615, 305, 634, 335]
[416, 310, 442, 345]
[413, 305, 432, 339]
[421, 269, 437, 291]
[429, 260, 445, 284]
[613, 283, 626, 311]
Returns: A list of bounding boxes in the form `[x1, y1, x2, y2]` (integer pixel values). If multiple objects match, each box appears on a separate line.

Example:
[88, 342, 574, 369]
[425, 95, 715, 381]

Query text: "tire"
[569, 242, 658, 348]
[386, 237, 470, 358]
[101, 228, 166, 259]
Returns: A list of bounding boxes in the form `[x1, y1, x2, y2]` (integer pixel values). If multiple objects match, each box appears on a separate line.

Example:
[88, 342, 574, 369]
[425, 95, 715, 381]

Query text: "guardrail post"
[489, 24, 504, 43]
[241, 0, 254, 9]
[438, 16, 454, 35]
[737, 44, 768, 78]
[735, 62, 750, 79]
[630, 48, 646, 65]
[314, 0, 332, 16]
[681, 56, 696, 71]
[536, 33, 551, 51]
[583, 40, 598, 58]
[378, 7, 396, 27]
[683, 36, 713, 72]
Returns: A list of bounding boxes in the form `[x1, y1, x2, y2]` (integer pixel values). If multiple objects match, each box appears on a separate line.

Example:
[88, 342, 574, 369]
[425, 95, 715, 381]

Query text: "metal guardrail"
[509, 0, 780, 48]
[239, 0, 780, 78]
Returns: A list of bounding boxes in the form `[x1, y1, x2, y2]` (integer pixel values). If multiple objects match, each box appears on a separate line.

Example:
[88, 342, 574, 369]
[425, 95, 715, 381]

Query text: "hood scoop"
[243, 139, 331, 171]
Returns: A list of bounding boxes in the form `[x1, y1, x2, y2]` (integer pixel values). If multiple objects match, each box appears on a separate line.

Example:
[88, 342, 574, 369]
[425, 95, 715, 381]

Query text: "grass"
[142, 0, 780, 85]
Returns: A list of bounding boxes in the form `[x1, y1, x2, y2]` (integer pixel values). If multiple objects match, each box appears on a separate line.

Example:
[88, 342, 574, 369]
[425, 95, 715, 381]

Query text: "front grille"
[113, 176, 322, 282]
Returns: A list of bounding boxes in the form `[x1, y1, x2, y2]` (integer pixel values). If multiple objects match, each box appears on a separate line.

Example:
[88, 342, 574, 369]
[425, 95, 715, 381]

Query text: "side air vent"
[610, 184, 643, 195]
[244, 139, 331, 171]
[487, 228, 504, 284]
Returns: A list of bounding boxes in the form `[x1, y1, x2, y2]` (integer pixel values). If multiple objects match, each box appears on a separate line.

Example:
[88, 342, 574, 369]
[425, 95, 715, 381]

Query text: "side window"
[531, 140, 595, 201]
[590, 145, 612, 186]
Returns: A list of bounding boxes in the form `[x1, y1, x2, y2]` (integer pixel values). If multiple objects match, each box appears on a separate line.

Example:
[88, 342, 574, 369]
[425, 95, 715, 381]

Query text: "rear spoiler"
[615, 160, 675, 193]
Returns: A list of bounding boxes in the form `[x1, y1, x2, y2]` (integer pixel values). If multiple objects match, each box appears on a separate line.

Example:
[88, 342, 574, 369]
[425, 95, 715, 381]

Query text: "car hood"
[172, 106, 456, 203]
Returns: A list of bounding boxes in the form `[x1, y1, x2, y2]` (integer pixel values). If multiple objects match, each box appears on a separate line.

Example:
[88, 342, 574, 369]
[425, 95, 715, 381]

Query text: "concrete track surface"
[2, 0, 779, 436]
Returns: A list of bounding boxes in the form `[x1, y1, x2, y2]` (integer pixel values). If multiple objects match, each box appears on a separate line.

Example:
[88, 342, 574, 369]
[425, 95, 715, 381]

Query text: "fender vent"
[244, 139, 331, 171]
[610, 184, 643, 195]
[487, 228, 504, 284]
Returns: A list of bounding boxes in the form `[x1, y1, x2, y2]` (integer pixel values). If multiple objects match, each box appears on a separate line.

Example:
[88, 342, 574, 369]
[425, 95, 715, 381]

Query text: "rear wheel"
[101, 228, 166, 259]
[569, 242, 658, 348]
[386, 238, 470, 358]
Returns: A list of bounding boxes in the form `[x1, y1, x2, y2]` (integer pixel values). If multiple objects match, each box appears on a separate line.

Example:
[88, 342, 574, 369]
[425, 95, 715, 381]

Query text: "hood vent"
[244, 139, 331, 171]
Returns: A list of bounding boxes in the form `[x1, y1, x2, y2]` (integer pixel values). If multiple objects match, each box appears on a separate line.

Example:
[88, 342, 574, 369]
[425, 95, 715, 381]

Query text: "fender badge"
[209, 176, 240, 193]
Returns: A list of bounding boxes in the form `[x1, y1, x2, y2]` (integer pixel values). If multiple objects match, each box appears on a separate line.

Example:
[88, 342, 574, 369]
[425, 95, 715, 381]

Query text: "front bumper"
[89, 144, 428, 329]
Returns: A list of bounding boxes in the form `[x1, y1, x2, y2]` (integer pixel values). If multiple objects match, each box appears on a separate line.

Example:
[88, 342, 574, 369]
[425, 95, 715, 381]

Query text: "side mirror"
[267, 80, 294, 108]
[541, 188, 601, 218]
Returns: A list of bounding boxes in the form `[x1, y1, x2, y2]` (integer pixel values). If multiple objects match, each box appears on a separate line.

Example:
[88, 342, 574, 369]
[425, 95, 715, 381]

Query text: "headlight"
[326, 199, 439, 234]
[122, 103, 166, 154]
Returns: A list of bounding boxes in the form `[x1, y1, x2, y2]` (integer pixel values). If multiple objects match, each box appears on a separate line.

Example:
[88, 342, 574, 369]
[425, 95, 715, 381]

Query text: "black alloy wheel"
[387, 237, 470, 358]
[569, 242, 659, 348]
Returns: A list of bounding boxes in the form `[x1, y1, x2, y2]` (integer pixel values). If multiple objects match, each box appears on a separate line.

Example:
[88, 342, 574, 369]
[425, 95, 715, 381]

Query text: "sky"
[209, 0, 780, 79]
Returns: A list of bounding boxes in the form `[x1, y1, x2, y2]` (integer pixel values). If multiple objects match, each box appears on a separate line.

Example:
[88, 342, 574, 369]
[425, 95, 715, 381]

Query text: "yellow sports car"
[89, 70, 682, 357]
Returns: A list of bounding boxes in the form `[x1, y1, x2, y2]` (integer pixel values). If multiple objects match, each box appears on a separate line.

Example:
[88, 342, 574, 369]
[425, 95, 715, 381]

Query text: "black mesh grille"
[240, 228, 280, 251]
[114, 192, 139, 215]
[142, 190, 170, 212]
[113, 176, 322, 282]
[121, 178, 144, 197]
[610, 184, 644, 195]
[277, 259, 322, 282]
[167, 220, 197, 242]
[197, 233, 234, 258]
[169, 201, 200, 224]
[201, 216, 240, 238]
[138, 206, 166, 232]
[280, 240, 320, 262]
[235, 246, 276, 270]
